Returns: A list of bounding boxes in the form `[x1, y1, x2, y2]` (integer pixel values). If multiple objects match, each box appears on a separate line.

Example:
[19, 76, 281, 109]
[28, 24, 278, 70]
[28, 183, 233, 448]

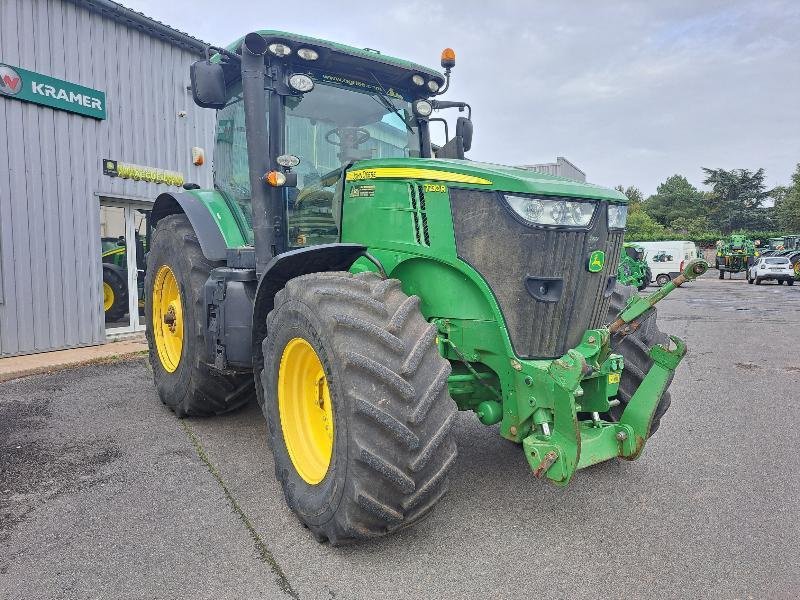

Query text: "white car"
[747, 257, 795, 285]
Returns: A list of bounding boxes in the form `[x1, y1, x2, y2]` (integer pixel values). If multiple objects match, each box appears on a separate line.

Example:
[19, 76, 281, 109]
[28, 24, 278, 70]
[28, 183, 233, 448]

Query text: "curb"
[0, 343, 149, 384]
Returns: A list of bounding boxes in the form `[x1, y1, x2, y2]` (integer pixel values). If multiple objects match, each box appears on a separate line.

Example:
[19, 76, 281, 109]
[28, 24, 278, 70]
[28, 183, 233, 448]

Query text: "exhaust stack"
[240, 32, 275, 274]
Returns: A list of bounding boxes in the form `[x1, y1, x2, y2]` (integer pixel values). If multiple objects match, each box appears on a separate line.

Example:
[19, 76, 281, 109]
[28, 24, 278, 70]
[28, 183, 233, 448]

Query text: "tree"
[776, 164, 800, 232]
[702, 167, 772, 233]
[642, 175, 706, 227]
[625, 210, 665, 240]
[669, 215, 711, 239]
[615, 185, 644, 213]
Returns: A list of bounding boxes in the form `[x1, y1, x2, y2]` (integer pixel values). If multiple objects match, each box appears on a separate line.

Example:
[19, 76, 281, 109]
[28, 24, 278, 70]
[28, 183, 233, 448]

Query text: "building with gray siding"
[519, 156, 587, 183]
[0, 0, 216, 356]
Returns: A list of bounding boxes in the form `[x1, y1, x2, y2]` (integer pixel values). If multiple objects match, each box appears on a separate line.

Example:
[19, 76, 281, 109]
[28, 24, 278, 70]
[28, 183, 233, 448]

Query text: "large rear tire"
[605, 285, 673, 436]
[145, 214, 255, 417]
[261, 271, 458, 544]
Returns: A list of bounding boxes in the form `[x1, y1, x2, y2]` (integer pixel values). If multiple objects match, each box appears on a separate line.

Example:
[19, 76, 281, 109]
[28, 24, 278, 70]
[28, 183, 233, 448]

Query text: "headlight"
[413, 100, 433, 117]
[505, 195, 596, 227]
[411, 74, 425, 86]
[427, 80, 440, 93]
[297, 48, 318, 61]
[288, 74, 314, 93]
[268, 42, 292, 57]
[608, 204, 628, 229]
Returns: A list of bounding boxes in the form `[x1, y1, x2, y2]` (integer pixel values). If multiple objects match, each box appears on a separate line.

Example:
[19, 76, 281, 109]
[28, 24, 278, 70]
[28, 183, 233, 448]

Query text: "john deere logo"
[588, 250, 605, 272]
[0, 64, 22, 96]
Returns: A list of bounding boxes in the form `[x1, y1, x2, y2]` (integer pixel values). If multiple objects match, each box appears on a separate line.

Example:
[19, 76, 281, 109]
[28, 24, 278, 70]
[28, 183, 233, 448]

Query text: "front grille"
[450, 189, 624, 359]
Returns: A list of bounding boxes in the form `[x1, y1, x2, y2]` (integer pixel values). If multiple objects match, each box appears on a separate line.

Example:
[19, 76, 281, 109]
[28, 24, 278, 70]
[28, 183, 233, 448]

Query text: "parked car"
[747, 256, 795, 285]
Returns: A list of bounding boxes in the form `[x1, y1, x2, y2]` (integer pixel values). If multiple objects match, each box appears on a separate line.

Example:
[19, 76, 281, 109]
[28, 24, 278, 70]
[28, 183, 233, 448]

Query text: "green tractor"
[101, 217, 149, 322]
[617, 243, 650, 291]
[715, 234, 756, 279]
[145, 31, 706, 544]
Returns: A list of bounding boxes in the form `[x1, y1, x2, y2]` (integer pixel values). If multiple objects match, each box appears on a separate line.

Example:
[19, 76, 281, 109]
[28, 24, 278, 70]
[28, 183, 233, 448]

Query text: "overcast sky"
[126, 0, 799, 196]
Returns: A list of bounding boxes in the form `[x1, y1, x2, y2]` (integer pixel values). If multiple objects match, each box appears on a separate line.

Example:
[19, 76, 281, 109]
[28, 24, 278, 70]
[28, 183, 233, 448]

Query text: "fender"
[250, 244, 368, 395]
[151, 191, 246, 261]
[102, 262, 127, 279]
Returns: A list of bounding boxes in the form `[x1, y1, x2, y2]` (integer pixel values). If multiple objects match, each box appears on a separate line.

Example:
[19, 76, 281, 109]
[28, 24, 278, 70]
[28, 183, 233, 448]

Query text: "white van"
[631, 241, 699, 287]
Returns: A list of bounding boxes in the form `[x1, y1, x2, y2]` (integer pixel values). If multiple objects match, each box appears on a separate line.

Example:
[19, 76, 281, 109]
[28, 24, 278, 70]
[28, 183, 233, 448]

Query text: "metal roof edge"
[65, 0, 209, 55]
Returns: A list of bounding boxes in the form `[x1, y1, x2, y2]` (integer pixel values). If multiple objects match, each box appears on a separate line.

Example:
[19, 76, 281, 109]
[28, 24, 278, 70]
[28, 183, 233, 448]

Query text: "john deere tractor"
[101, 216, 149, 322]
[101, 237, 129, 322]
[617, 243, 650, 291]
[716, 234, 756, 279]
[145, 31, 706, 544]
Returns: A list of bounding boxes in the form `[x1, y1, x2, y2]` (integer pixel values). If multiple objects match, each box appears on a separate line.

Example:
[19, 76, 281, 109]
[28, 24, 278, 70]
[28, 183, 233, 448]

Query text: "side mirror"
[456, 116, 473, 152]
[190, 60, 227, 109]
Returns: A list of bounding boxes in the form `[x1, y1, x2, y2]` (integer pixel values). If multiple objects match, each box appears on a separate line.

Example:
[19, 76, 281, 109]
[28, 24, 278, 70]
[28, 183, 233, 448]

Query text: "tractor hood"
[346, 157, 628, 203]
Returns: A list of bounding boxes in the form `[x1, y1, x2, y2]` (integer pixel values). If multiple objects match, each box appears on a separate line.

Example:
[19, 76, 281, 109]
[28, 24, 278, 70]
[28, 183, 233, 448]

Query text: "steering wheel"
[325, 127, 371, 146]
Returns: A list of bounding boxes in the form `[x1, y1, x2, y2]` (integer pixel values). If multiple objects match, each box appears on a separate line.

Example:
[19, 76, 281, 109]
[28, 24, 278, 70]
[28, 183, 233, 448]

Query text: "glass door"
[99, 200, 151, 335]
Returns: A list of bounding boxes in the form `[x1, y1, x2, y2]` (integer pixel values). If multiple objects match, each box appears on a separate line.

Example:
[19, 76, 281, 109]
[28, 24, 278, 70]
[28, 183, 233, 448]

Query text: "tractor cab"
[192, 31, 470, 259]
[624, 243, 645, 262]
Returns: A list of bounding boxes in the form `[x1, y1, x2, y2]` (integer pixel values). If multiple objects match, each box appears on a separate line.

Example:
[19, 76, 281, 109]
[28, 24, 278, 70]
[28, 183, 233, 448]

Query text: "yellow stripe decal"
[346, 167, 492, 185]
[102, 247, 126, 258]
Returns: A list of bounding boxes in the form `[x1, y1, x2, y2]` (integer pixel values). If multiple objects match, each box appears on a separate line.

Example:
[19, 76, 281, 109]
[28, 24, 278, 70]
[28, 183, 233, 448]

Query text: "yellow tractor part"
[278, 337, 334, 485]
[152, 265, 183, 373]
[103, 282, 114, 312]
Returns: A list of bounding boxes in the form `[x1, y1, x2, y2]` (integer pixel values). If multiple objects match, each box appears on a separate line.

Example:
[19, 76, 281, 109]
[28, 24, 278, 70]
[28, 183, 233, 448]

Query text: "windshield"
[286, 75, 419, 176]
[284, 74, 420, 247]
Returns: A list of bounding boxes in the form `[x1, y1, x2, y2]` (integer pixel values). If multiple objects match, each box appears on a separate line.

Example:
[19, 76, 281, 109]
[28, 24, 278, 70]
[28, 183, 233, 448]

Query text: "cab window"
[283, 75, 420, 248]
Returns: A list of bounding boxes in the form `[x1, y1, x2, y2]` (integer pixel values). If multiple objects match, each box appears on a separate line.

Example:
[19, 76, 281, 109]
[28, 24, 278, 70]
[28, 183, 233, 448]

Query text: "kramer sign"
[0, 63, 106, 119]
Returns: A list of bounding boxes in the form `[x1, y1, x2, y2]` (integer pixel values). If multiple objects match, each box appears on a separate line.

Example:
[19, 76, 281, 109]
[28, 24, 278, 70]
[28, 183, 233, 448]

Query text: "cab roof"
[222, 30, 445, 91]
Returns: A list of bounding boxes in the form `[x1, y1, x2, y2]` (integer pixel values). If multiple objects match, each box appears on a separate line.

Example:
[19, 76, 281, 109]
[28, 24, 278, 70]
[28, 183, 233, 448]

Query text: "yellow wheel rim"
[278, 338, 334, 485]
[152, 265, 183, 373]
[103, 282, 114, 312]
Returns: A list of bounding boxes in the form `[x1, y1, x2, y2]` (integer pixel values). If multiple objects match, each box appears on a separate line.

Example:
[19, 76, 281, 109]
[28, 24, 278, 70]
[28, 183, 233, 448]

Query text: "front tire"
[656, 274, 671, 287]
[262, 271, 458, 544]
[605, 285, 673, 436]
[145, 214, 255, 417]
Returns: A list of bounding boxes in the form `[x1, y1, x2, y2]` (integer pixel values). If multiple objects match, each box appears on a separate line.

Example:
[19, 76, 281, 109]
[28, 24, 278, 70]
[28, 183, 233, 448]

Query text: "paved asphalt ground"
[2, 273, 799, 600]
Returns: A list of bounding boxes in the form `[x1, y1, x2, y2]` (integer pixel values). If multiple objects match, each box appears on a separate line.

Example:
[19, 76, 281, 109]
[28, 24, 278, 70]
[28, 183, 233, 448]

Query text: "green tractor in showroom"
[145, 31, 706, 544]
[101, 237, 129, 322]
[617, 242, 650, 291]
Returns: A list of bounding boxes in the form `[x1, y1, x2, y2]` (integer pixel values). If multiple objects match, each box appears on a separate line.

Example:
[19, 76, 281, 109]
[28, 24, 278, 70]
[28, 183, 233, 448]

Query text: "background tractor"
[617, 243, 650, 290]
[101, 237, 129, 322]
[716, 234, 756, 279]
[145, 31, 706, 544]
[101, 214, 149, 323]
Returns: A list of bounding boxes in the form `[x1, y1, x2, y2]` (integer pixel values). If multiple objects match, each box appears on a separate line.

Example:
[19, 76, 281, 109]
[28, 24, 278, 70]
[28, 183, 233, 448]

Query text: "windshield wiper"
[368, 71, 413, 133]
